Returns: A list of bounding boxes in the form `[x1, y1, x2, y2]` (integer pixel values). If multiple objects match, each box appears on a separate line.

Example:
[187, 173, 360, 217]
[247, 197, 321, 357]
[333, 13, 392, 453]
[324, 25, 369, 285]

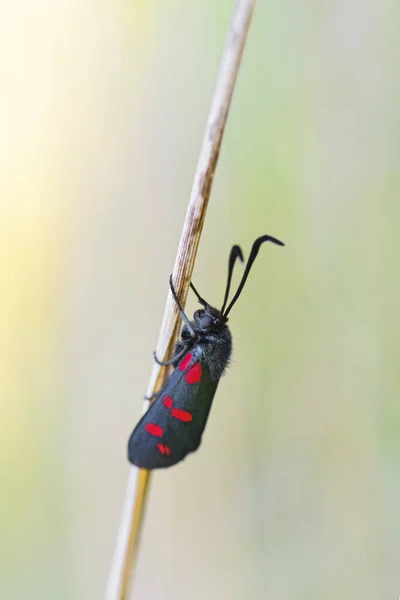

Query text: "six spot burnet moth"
[128, 234, 284, 469]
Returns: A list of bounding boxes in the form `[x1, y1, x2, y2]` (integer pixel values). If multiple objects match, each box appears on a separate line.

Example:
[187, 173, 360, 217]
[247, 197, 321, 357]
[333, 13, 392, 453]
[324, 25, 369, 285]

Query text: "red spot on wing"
[157, 443, 171, 456]
[185, 362, 202, 384]
[145, 423, 163, 437]
[179, 352, 193, 371]
[163, 396, 173, 409]
[171, 408, 193, 422]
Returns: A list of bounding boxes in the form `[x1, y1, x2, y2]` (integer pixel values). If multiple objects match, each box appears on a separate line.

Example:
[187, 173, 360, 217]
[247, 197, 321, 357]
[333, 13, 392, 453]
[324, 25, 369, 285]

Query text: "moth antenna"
[223, 235, 284, 317]
[220, 245, 244, 315]
[169, 275, 196, 337]
[190, 282, 208, 307]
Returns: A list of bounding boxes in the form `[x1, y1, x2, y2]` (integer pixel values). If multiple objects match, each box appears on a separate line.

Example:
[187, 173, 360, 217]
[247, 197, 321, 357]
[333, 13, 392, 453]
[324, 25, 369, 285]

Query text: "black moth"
[128, 234, 284, 469]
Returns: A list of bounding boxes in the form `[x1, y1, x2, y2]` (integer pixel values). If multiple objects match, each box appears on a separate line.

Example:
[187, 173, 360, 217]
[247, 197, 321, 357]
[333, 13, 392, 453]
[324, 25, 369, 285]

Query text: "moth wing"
[164, 360, 218, 455]
[128, 365, 186, 469]
[128, 353, 219, 469]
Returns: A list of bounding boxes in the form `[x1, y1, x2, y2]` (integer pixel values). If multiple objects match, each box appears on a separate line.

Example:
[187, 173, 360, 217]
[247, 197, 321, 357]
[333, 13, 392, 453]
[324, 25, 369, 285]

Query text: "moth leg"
[153, 344, 189, 367]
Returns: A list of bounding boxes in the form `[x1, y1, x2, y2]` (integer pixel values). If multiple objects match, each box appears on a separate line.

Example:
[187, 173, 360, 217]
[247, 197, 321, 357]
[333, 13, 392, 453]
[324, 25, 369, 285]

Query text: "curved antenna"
[169, 275, 196, 337]
[223, 235, 284, 317]
[190, 282, 208, 307]
[220, 245, 244, 314]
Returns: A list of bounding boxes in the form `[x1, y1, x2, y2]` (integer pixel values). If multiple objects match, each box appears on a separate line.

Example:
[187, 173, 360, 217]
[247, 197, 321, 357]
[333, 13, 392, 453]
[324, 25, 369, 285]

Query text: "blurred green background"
[1, 1, 399, 599]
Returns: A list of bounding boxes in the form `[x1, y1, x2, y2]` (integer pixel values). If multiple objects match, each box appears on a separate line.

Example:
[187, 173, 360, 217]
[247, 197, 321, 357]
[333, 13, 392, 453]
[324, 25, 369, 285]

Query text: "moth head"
[194, 307, 227, 332]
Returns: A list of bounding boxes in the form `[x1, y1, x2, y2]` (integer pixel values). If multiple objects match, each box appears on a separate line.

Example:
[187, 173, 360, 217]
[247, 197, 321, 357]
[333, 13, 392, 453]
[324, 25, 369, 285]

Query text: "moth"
[128, 234, 284, 469]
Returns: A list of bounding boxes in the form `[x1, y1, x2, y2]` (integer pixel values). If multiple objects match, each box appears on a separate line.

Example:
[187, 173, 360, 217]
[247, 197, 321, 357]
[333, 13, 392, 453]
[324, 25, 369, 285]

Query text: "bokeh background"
[2, 1, 399, 599]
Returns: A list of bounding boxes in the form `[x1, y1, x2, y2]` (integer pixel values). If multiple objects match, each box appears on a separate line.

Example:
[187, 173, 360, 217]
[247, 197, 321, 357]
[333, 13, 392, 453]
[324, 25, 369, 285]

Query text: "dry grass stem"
[105, 1, 256, 598]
